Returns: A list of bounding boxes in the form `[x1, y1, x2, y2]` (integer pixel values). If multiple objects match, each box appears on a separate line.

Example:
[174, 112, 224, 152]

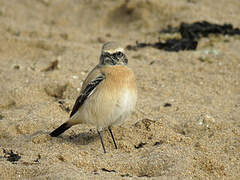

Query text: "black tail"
[50, 123, 71, 137]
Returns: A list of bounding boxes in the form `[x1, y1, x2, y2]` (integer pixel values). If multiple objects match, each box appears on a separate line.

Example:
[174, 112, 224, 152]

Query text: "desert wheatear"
[50, 42, 137, 153]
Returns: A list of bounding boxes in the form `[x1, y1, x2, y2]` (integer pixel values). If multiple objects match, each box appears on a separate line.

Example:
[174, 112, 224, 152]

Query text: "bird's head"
[99, 42, 128, 66]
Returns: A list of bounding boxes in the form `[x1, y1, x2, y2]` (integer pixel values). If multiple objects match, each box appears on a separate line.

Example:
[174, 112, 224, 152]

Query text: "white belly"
[72, 88, 137, 130]
[110, 90, 137, 126]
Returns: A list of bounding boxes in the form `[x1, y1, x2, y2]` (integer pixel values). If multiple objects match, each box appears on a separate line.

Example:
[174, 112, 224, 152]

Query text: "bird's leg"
[98, 130, 106, 153]
[108, 127, 118, 149]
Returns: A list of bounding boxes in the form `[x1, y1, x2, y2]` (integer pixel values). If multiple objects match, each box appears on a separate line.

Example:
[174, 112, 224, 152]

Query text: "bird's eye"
[115, 52, 123, 58]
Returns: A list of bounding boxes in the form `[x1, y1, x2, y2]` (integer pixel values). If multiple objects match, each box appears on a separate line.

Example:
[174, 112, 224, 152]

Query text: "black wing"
[69, 74, 105, 118]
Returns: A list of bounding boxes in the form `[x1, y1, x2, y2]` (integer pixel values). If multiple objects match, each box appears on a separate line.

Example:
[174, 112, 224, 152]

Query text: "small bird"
[50, 42, 137, 153]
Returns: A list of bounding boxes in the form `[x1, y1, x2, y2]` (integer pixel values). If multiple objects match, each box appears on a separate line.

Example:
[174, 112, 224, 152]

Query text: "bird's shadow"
[30, 129, 100, 146]
[53, 130, 100, 146]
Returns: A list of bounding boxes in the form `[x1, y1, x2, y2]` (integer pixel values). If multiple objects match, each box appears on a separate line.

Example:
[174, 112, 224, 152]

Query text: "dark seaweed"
[127, 21, 240, 52]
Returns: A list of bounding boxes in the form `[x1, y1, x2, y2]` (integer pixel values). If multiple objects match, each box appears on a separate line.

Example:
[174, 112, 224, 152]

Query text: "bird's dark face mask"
[100, 51, 128, 66]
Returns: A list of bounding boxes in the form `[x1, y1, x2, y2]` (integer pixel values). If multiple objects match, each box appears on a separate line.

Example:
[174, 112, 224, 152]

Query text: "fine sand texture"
[0, 0, 240, 179]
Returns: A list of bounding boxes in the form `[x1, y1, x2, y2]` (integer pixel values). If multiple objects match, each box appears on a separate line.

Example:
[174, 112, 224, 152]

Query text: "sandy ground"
[0, 0, 240, 179]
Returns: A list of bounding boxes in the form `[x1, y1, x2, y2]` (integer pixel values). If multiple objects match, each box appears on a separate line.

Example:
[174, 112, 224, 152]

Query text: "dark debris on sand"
[163, 103, 172, 107]
[2, 149, 21, 163]
[101, 168, 116, 173]
[42, 60, 59, 72]
[179, 21, 240, 39]
[134, 142, 147, 149]
[126, 21, 240, 52]
[153, 140, 164, 146]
